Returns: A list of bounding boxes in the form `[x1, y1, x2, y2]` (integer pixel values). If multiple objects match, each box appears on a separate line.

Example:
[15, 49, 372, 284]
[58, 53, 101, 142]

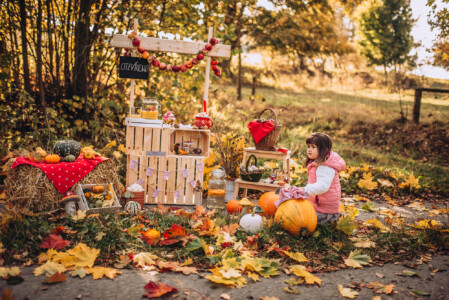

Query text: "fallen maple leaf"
[350, 237, 376, 248]
[289, 265, 321, 285]
[366, 282, 395, 294]
[338, 284, 359, 298]
[357, 173, 378, 190]
[344, 250, 371, 269]
[220, 268, 242, 279]
[52, 226, 66, 235]
[174, 265, 198, 275]
[140, 228, 161, 245]
[336, 216, 357, 234]
[71, 210, 86, 221]
[0, 267, 20, 278]
[40, 234, 71, 250]
[88, 266, 121, 280]
[157, 260, 180, 271]
[43, 272, 67, 284]
[114, 255, 132, 269]
[52, 243, 100, 268]
[133, 252, 158, 268]
[34, 261, 66, 276]
[284, 286, 301, 294]
[283, 251, 308, 263]
[71, 267, 89, 278]
[162, 224, 186, 239]
[143, 281, 178, 298]
[364, 218, 389, 232]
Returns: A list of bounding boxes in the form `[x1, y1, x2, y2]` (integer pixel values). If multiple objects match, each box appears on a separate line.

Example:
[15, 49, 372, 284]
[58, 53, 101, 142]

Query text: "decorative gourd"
[29, 147, 48, 163]
[53, 140, 81, 159]
[257, 192, 279, 217]
[84, 192, 92, 199]
[239, 207, 263, 234]
[226, 199, 243, 214]
[125, 201, 140, 215]
[83, 150, 95, 159]
[274, 199, 317, 236]
[44, 154, 60, 164]
[92, 185, 105, 193]
[64, 154, 76, 162]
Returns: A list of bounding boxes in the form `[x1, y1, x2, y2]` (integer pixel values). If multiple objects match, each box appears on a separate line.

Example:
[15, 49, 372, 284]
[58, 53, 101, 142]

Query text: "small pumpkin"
[257, 192, 279, 217]
[92, 185, 105, 193]
[274, 199, 317, 236]
[83, 150, 96, 159]
[45, 154, 60, 164]
[226, 199, 243, 214]
[64, 154, 76, 162]
[53, 140, 81, 159]
[84, 192, 92, 199]
[239, 207, 263, 234]
[104, 193, 112, 200]
[125, 201, 141, 215]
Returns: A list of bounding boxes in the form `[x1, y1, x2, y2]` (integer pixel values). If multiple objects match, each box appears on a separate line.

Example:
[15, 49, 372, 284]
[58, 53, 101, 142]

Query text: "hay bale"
[5, 159, 123, 212]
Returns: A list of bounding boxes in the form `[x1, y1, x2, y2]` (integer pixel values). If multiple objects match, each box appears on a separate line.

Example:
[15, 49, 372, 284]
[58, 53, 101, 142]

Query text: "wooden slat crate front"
[126, 125, 209, 205]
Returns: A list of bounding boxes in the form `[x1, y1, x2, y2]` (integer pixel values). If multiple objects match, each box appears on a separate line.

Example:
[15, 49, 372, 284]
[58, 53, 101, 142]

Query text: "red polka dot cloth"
[11, 155, 109, 194]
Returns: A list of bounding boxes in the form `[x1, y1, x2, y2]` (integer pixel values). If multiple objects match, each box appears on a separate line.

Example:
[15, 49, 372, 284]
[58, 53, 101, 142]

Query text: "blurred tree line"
[0, 0, 423, 154]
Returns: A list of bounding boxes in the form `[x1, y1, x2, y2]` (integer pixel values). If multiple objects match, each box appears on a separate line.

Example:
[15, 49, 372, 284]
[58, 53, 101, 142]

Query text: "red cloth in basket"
[248, 120, 275, 143]
[11, 155, 109, 194]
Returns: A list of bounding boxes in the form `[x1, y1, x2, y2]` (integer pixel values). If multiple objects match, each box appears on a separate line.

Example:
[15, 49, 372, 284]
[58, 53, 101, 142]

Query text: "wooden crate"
[168, 128, 210, 157]
[126, 125, 208, 205]
[76, 183, 121, 215]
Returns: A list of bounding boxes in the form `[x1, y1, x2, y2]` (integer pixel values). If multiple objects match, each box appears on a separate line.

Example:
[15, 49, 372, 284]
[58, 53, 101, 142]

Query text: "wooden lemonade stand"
[111, 21, 231, 206]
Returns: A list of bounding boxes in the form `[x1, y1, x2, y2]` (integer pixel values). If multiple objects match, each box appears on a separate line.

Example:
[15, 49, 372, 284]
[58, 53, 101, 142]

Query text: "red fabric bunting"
[11, 155, 109, 194]
[248, 120, 275, 143]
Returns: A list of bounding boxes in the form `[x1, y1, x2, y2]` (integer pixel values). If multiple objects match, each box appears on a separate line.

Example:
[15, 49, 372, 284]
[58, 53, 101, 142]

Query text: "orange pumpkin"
[84, 150, 95, 159]
[44, 154, 60, 164]
[274, 199, 317, 236]
[257, 192, 279, 217]
[226, 199, 243, 214]
[92, 185, 105, 193]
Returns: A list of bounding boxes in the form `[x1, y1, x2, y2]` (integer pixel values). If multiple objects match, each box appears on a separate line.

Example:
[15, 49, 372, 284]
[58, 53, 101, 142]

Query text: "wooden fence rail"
[413, 87, 449, 123]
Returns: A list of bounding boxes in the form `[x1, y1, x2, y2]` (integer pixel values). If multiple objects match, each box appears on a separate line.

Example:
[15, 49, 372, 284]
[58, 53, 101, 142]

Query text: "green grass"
[211, 82, 449, 195]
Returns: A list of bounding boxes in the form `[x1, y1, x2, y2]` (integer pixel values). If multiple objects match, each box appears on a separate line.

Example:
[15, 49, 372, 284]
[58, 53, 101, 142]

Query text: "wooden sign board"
[119, 56, 149, 79]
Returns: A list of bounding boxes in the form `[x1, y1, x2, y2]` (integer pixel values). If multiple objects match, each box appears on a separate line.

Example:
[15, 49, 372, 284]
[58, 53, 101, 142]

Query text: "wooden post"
[129, 19, 138, 118]
[413, 88, 422, 124]
[203, 27, 213, 113]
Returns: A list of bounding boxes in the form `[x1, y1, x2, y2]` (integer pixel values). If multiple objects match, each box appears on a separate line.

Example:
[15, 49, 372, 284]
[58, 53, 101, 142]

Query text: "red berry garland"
[125, 31, 222, 76]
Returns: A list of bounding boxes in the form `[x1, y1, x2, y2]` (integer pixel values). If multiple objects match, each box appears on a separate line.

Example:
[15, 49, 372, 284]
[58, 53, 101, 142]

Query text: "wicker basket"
[240, 155, 263, 182]
[253, 108, 282, 151]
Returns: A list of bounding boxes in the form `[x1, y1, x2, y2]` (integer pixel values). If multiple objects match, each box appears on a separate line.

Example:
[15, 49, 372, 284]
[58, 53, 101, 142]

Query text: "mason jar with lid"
[141, 97, 161, 119]
[206, 167, 227, 209]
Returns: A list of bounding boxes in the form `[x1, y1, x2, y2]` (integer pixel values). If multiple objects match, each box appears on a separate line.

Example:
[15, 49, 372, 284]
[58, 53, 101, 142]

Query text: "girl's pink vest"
[307, 151, 346, 214]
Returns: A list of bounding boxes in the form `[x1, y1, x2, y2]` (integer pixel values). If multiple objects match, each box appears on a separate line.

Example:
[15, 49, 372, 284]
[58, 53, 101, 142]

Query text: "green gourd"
[53, 140, 81, 159]
[64, 154, 76, 162]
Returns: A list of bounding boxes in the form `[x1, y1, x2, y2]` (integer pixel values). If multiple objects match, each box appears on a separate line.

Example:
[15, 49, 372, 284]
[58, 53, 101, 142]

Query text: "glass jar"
[206, 167, 226, 209]
[141, 97, 161, 120]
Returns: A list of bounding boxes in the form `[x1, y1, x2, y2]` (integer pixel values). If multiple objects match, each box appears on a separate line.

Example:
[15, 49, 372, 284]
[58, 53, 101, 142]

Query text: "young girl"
[300, 132, 346, 225]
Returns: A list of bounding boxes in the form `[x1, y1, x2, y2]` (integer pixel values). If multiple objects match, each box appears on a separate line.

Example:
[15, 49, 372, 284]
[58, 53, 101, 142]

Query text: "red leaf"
[143, 281, 178, 298]
[274, 245, 291, 257]
[40, 234, 71, 250]
[53, 226, 66, 235]
[159, 238, 181, 246]
[162, 224, 186, 239]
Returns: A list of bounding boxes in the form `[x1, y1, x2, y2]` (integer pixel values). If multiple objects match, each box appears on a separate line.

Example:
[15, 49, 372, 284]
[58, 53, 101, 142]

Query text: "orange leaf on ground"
[40, 234, 71, 250]
[89, 266, 121, 280]
[366, 282, 395, 294]
[140, 228, 161, 245]
[44, 272, 67, 284]
[143, 281, 178, 298]
[162, 224, 186, 239]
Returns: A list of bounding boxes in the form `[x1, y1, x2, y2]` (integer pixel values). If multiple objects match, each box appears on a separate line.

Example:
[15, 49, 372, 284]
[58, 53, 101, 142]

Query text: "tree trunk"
[46, 0, 54, 85]
[36, 0, 46, 107]
[237, 50, 242, 100]
[18, 0, 31, 94]
[7, 0, 20, 86]
[64, 0, 72, 97]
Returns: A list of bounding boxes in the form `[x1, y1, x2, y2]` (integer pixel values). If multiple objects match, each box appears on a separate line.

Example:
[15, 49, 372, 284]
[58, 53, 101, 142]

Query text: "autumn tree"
[358, 0, 416, 81]
[427, 0, 449, 69]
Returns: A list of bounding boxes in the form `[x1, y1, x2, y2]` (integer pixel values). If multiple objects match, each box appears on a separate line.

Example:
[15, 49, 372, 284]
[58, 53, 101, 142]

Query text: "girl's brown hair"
[305, 132, 332, 166]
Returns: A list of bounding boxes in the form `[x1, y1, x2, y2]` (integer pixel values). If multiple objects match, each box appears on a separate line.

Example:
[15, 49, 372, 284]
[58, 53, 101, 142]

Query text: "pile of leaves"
[0, 200, 448, 298]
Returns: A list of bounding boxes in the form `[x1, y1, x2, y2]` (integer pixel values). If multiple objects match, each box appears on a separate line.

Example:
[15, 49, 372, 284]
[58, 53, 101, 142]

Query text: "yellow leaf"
[357, 177, 378, 190]
[133, 252, 158, 268]
[88, 266, 121, 280]
[174, 266, 198, 275]
[34, 261, 66, 277]
[71, 267, 89, 278]
[289, 265, 321, 285]
[220, 268, 242, 279]
[71, 210, 86, 221]
[338, 284, 359, 298]
[180, 257, 193, 266]
[336, 216, 357, 235]
[399, 175, 421, 190]
[364, 218, 389, 232]
[283, 251, 308, 263]
[284, 286, 301, 294]
[52, 243, 100, 268]
[378, 179, 394, 187]
[284, 278, 305, 285]
[350, 237, 376, 248]
[407, 201, 427, 211]
[0, 267, 20, 278]
[247, 271, 260, 282]
[366, 282, 395, 294]
[344, 250, 371, 268]
[118, 144, 126, 153]
[205, 274, 247, 288]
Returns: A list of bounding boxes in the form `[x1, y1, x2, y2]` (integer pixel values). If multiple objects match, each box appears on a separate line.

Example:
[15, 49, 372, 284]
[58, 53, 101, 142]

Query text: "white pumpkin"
[125, 201, 140, 215]
[239, 211, 263, 234]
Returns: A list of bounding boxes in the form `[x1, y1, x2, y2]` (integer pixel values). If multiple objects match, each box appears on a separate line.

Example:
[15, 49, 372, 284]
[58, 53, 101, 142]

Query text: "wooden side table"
[233, 147, 290, 199]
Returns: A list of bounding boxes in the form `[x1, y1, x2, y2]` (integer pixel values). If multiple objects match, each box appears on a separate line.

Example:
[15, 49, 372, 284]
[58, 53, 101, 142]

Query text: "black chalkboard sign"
[118, 56, 149, 79]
